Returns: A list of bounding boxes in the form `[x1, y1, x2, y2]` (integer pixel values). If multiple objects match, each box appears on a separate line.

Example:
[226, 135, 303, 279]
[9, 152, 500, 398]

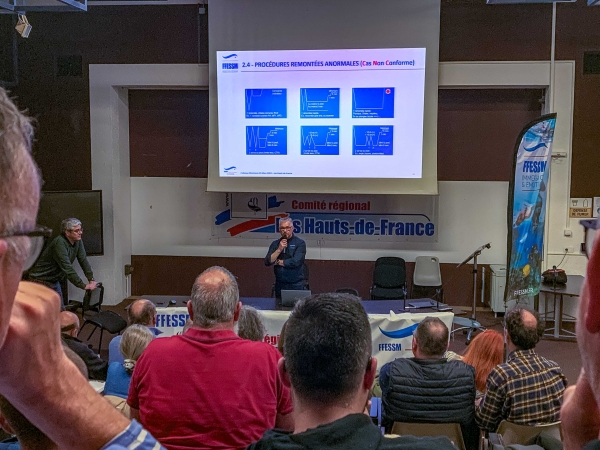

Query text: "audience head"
[59, 311, 80, 338]
[182, 318, 193, 334]
[412, 316, 449, 358]
[237, 305, 266, 342]
[277, 320, 288, 354]
[505, 307, 543, 350]
[120, 324, 154, 375]
[283, 293, 374, 407]
[0, 346, 87, 450]
[189, 266, 240, 328]
[462, 329, 504, 393]
[0, 88, 41, 347]
[127, 299, 157, 326]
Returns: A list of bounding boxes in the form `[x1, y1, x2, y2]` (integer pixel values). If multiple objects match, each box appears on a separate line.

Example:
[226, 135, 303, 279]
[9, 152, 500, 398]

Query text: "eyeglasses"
[69, 228, 83, 234]
[0, 226, 52, 271]
[280, 226, 293, 230]
[580, 219, 599, 259]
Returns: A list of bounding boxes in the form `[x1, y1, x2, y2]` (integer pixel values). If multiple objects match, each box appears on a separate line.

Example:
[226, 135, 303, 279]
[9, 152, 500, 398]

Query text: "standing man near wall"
[265, 217, 306, 302]
[27, 218, 97, 305]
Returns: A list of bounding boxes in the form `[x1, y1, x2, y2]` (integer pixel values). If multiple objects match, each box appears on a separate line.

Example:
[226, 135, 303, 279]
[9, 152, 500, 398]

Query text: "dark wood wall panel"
[131, 255, 489, 308]
[129, 90, 209, 178]
[439, 2, 552, 62]
[438, 89, 543, 181]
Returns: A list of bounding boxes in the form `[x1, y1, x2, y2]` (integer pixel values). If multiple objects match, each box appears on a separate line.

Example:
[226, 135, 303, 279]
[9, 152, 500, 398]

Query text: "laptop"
[407, 299, 453, 311]
[280, 289, 312, 307]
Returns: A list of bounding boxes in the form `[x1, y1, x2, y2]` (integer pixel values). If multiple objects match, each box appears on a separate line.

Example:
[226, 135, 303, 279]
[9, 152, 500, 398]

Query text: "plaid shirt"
[476, 349, 567, 432]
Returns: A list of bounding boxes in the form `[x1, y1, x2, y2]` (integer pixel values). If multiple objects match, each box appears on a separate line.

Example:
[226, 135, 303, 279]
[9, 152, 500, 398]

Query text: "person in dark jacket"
[27, 218, 97, 305]
[60, 311, 108, 381]
[264, 218, 306, 302]
[380, 316, 478, 450]
[246, 293, 457, 450]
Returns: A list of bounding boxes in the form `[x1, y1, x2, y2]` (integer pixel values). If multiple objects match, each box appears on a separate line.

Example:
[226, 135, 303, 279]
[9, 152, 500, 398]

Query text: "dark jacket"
[380, 357, 477, 450]
[28, 234, 93, 289]
[264, 235, 306, 284]
[246, 413, 457, 450]
[61, 334, 108, 381]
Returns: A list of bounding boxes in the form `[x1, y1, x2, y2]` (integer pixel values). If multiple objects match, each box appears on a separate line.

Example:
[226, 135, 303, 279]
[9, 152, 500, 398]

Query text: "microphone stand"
[453, 243, 490, 344]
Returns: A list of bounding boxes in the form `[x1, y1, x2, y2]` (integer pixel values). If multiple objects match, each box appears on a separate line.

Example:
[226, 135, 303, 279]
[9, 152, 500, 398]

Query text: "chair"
[75, 284, 127, 353]
[67, 283, 104, 319]
[336, 287, 360, 297]
[390, 422, 466, 450]
[494, 420, 562, 446]
[370, 257, 407, 300]
[411, 256, 443, 302]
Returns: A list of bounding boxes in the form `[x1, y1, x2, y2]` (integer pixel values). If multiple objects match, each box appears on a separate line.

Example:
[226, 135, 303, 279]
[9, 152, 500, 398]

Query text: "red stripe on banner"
[226, 213, 288, 236]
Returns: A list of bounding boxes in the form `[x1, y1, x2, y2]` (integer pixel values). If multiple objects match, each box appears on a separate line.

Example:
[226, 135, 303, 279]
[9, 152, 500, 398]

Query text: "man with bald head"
[60, 311, 108, 380]
[128, 266, 293, 450]
[108, 299, 159, 364]
[476, 307, 567, 432]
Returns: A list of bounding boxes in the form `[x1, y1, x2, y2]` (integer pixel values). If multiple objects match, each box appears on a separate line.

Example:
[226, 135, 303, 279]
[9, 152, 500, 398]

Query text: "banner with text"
[504, 114, 556, 303]
[214, 193, 437, 242]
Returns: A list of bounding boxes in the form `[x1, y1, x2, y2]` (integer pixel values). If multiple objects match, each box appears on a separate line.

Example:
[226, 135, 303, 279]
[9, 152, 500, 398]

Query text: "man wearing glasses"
[27, 218, 97, 305]
[265, 217, 307, 302]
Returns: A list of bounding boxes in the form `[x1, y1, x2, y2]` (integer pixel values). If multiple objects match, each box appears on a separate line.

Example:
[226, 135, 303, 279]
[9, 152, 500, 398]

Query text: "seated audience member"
[561, 218, 600, 450]
[0, 347, 88, 450]
[0, 86, 163, 450]
[60, 311, 108, 381]
[277, 320, 287, 354]
[461, 330, 504, 398]
[128, 266, 293, 450]
[476, 307, 567, 432]
[379, 317, 478, 450]
[247, 293, 457, 450]
[109, 299, 159, 364]
[237, 305, 267, 342]
[104, 325, 154, 416]
[182, 318, 193, 334]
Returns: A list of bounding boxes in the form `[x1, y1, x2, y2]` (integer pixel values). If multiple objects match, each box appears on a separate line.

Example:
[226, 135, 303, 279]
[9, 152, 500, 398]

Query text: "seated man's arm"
[275, 413, 294, 431]
[0, 282, 148, 450]
[475, 369, 506, 432]
[129, 407, 140, 422]
[52, 240, 87, 290]
[281, 240, 306, 270]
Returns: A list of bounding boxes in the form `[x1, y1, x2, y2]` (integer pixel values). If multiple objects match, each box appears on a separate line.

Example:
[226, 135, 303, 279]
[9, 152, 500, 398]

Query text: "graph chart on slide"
[245, 89, 287, 118]
[300, 126, 339, 155]
[352, 88, 395, 118]
[246, 126, 287, 155]
[300, 88, 340, 118]
[352, 126, 393, 155]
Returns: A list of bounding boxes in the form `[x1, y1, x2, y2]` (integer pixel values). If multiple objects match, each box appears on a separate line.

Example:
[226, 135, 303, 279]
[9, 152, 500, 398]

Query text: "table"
[538, 275, 583, 340]
[146, 296, 454, 372]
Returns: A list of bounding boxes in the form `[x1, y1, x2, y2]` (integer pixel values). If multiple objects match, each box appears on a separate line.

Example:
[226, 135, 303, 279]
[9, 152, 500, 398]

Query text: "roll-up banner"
[504, 114, 557, 304]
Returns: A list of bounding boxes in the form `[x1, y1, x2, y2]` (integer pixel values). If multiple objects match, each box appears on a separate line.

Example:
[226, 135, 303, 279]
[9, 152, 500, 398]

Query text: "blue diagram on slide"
[300, 126, 339, 155]
[352, 126, 393, 155]
[246, 126, 287, 155]
[352, 88, 395, 118]
[300, 88, 340, 118]
[245, 89, 287, 118]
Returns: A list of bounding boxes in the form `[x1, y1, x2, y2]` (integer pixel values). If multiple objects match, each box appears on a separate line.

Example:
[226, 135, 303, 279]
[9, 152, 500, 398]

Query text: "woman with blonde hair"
[462, 329, 504, 397]
[104, 324, 154, 416]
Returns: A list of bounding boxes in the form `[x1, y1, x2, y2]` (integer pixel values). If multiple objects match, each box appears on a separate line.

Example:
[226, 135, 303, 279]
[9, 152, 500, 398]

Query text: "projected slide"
[300, 88, 340, 118]
[301, 126, 339, 155]
[246, 126, 287, 155]
[352, 126, 393, 155]
[217, 48, 426, 177]
[245, 89, 287, 118]
[352, 88, 395, 118]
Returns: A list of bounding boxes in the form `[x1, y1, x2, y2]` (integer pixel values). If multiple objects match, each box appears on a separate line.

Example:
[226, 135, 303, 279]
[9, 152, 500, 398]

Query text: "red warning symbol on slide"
[385, 89, 391, 94]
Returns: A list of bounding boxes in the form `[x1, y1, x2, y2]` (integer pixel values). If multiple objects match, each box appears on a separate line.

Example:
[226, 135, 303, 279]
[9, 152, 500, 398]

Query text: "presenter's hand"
[278, 239, 288, 253]
[276, 260, 285, 266]
[85, 281, 98, 290]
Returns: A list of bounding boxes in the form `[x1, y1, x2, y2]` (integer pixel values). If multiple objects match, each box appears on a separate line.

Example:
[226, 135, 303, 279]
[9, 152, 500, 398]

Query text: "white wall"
[90, 61, 581, 305]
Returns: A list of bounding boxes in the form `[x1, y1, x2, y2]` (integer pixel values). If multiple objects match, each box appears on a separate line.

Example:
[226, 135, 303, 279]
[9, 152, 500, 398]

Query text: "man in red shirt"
[128, 266, 293, 450]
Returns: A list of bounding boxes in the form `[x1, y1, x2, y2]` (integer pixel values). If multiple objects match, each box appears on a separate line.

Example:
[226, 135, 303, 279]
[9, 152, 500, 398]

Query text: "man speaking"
[265, 217, 306, 302]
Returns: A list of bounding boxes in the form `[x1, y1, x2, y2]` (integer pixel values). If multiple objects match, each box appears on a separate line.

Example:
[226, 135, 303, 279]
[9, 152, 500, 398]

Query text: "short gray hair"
[0, 88, 41, 264]
[237, 306, 266, 342]
[190, 266, 239, 328]
[61, 218, 82, 233]
[279, 217, 293, 228]
[120, 324, 154, 374]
